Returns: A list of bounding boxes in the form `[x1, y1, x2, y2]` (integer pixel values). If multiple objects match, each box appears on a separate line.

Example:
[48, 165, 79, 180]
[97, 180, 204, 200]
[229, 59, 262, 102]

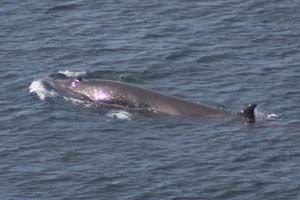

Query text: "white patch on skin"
[71, 81, 77, 88]
[71, 79, 80, 88]
[93, 89, 109, 101]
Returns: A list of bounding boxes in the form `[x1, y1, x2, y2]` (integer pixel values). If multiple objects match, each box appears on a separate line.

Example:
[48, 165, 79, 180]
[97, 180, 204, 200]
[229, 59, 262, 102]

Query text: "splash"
[29, 79, 57, 100]
[255, 109, 279, 121]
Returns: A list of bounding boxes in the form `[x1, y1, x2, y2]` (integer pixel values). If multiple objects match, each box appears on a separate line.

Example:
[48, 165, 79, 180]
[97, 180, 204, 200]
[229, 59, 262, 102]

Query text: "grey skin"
[45, 77, 257, 122]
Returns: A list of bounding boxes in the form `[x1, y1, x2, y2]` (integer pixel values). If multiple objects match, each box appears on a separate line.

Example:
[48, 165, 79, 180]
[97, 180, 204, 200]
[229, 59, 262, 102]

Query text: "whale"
[44, 77, 257, 122]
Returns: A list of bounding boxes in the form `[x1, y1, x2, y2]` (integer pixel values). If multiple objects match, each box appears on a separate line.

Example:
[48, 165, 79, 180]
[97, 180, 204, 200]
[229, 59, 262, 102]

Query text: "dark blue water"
[1, 0, 300, 199]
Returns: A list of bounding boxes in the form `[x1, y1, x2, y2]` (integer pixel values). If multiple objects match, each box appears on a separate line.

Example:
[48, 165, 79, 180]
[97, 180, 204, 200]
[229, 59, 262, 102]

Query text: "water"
[1, 0, 300, 199]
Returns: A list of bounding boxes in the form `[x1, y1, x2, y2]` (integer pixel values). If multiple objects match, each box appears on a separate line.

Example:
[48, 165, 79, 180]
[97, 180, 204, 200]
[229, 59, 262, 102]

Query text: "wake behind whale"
[30, 74, 257, 123]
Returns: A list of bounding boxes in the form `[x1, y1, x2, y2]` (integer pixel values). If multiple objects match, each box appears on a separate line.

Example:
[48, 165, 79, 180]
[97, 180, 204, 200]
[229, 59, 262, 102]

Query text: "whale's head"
[44, 77, 110, 102]
[45, 77, 83, 92]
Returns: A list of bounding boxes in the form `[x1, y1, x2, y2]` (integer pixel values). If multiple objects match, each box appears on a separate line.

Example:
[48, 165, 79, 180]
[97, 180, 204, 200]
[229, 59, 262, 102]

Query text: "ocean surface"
[1, 0, 300, 199]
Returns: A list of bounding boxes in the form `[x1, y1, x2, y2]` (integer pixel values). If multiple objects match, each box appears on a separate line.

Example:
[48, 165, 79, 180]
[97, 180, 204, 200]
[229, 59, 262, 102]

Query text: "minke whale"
[44, 77, 257, 122]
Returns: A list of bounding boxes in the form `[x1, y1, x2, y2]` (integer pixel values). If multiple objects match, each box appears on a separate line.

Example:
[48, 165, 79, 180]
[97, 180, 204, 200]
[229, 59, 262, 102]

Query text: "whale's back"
[82, 80, 226, 118]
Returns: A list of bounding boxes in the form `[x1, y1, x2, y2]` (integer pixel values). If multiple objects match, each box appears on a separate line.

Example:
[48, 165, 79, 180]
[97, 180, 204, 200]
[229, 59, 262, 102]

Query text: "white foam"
[106, 110, 132, 120]
[58, 70, 87, 77]
[29, 79, 57, 100]
[63, 96, 85, 105]
[267, 113, 278, 119]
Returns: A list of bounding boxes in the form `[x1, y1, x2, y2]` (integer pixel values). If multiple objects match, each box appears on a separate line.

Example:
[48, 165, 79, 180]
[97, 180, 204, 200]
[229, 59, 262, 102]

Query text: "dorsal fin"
[241, 103, 257, 123]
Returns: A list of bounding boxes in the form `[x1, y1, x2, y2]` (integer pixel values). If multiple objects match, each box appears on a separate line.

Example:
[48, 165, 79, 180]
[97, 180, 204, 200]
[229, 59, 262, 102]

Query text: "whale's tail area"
[241, 103, 257, 123]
